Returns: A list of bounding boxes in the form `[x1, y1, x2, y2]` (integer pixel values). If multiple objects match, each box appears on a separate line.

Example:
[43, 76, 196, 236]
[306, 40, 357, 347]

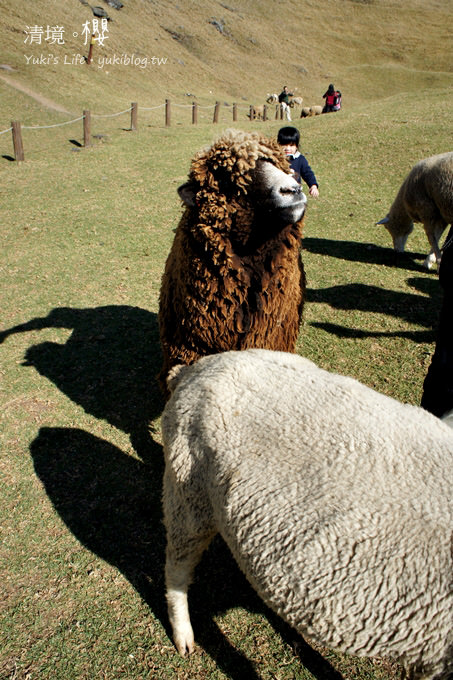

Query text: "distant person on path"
[278, 86, 293, 121]
[277, 126, 319, 198]
[421, 226, 453, 419]
[322, 83, 342, 113]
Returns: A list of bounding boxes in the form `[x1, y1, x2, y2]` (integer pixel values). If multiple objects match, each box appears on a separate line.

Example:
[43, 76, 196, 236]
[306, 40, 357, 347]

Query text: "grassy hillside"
[1, 0, 453, 122]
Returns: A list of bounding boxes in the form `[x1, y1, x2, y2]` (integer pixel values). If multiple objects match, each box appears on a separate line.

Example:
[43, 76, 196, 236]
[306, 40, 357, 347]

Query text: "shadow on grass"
[306, 276, 442, 342]
[302, 236, 431, 272]
[2, 304, 343, 678]
[29, 426, 342, 680]
[0, 305, 162, 461]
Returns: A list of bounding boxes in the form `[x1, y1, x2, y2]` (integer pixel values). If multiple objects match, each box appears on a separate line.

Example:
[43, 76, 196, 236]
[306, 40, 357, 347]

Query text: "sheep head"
[177, 129, 306, 249]
[376, 214, 414, 253]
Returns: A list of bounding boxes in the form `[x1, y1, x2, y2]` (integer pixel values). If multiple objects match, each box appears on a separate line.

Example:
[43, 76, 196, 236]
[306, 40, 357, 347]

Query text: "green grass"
[1, 1, 453, 675]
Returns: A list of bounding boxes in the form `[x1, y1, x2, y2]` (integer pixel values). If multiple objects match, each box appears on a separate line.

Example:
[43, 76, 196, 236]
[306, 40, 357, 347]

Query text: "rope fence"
[3, 99, 288, 162]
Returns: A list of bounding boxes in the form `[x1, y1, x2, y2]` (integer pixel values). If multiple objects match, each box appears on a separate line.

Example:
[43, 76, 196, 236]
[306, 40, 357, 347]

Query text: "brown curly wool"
[158, 129, 307, 395]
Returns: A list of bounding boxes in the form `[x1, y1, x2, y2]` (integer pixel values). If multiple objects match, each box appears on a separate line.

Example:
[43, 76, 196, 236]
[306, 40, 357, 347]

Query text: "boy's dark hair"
[277, 126, 300, 148]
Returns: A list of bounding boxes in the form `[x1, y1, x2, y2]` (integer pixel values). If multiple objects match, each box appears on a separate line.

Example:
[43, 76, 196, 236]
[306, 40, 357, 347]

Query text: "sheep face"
[377, 214, 414, 252]
[252, 160, 306, 224]
[178, 159, 306, 231]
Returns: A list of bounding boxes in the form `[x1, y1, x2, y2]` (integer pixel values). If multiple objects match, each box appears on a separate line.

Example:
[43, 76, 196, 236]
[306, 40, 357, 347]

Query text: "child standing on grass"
[277, 126, 319, 197]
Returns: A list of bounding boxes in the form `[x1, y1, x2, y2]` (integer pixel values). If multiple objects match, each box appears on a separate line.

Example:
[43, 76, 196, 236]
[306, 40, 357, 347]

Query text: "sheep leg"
[423, 222, 445, 270]
[165, 554, 196, 656]
[163, 475, 216, 655]
[165, 535, 215, 655]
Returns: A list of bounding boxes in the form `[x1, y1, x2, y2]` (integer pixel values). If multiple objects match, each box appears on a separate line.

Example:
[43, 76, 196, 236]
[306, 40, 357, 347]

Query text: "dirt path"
[0, 73, 73, 114]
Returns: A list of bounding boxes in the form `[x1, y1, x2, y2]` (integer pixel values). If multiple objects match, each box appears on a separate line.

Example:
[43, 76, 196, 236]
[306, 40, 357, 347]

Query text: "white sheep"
[250, 104, 264, 120]
[162, 349, 453, 679]
[300, 105, 322, 117]
[309, 105, 323, 116]
[377, 152, 453, 270]
[289, 96, 303, 108]
[266, 93, 278, 103]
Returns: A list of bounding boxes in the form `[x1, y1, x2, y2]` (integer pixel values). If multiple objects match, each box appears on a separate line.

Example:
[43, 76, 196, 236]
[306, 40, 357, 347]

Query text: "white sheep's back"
[162, 348, 453, 666]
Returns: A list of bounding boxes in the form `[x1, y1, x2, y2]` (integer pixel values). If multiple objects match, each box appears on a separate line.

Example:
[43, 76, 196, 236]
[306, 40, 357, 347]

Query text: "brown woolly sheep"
[158, 129, 307, 395]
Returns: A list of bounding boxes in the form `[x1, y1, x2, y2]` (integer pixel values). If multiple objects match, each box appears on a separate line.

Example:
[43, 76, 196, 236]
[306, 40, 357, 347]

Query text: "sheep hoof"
[174, 627, 195, 656]
[423, 254, 438, 270]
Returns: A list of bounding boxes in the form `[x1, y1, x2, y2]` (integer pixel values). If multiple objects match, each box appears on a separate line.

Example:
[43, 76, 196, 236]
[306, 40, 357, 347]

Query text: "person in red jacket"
[322, 83, 342, 113]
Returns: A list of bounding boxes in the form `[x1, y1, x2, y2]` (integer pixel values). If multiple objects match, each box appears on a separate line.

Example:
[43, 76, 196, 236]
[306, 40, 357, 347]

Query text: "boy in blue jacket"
[277, 126, 319, 197]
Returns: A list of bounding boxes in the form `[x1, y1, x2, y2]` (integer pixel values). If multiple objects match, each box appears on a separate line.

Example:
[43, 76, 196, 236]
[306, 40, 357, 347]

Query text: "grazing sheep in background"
[158, 130, 307, 395]
[289, 96, 303, 108]
[377, 152, 453, 270]
[300, 105, 322, 117]
[249, 104, 264, 120]
[289, 97, 301, 108]
[162, 348, 453, 679]
[266, 93, 278, 103]
[254, 104, 264, 120]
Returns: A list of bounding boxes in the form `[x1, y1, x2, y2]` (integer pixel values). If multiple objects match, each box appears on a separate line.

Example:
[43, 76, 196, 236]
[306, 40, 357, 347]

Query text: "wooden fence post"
[213, 101, 220, 123]
[263, 105, 268, 121]
[192, 101, 198, 125]
[249, 105, 255, 121]
[86, 34, 95, 65]
[165, 99, 171, 127]
[131, 102, 138, 131]
[83, 110, 91, 147]
[11, 121, 24, 162]
[233, 103, 237, 122]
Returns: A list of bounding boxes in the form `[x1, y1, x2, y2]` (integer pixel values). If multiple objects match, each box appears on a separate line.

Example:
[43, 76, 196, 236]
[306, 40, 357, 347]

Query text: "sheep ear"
[441, 408, 453, 429]
[376, 216, 389, 225]
[178, 182, 197, 207]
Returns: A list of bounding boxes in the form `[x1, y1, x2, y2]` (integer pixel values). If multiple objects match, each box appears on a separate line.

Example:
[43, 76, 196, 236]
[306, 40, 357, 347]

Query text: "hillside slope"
[1, 0, 453, 118]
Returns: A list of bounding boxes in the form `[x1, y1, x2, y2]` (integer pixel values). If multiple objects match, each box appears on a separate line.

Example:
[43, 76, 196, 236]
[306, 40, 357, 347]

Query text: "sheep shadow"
[29, 426, 343, 680]
[0, 305, 163, 461]
[306, 277, 442, 342]
[303, 236, 431, 272]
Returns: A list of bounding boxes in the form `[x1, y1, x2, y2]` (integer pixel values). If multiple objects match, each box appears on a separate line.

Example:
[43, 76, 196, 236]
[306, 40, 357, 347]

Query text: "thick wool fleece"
[158, 129, 306, 395]
[162, 349, 453, 679]
[379, 151, 453, 269]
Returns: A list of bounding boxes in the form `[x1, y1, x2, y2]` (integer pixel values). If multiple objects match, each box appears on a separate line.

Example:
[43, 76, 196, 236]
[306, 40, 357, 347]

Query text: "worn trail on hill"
[0, 73, 73, 114]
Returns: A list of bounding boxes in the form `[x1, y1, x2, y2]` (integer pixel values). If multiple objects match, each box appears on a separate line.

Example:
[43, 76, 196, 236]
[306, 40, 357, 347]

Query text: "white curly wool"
[162, 349, 453, 678]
